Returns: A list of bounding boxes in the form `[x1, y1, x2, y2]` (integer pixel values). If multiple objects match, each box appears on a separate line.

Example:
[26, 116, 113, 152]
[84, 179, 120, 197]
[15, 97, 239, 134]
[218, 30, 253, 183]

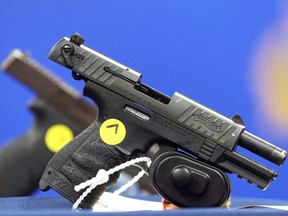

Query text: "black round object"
[149, 151, 231, 207]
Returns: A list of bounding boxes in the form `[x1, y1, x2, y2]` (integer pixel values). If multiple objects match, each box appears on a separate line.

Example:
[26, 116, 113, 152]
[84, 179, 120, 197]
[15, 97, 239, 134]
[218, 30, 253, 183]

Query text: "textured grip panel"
[40, 121, 127, 209]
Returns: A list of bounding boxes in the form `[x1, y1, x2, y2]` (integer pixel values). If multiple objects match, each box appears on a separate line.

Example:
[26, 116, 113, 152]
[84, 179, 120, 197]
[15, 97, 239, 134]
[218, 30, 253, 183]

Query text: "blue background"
[0, 0, 287, 202]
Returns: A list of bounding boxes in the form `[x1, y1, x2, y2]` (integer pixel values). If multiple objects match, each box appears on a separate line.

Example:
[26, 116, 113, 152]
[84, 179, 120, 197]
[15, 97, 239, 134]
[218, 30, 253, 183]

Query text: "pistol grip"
[0, 131, 54, 196]
[39, 120, 127, 208]
[0, 98, 84, 197]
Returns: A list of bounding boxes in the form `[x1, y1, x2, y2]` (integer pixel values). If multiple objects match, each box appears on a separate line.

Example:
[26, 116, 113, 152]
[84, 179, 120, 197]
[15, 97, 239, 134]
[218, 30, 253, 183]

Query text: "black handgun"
[40, 33, 287, 209]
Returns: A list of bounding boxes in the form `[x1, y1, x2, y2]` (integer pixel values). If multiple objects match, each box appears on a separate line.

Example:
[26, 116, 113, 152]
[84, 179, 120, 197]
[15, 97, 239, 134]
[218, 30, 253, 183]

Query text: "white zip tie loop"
[113, 169, 146, 196]
[74, 169, 109, 192]
[73, 156, 151, 210]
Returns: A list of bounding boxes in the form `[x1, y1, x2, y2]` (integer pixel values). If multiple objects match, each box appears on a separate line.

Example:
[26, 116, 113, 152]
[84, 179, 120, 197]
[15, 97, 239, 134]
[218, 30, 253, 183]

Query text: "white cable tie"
[113, 169, 147, 196]
[74, 169, 109, 192]
[73, 156, 151, 210]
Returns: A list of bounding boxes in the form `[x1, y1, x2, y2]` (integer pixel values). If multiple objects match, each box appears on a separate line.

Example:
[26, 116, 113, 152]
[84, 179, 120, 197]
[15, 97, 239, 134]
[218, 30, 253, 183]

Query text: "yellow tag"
[45, 124, 74, 153]
[99, 119, 126, 145]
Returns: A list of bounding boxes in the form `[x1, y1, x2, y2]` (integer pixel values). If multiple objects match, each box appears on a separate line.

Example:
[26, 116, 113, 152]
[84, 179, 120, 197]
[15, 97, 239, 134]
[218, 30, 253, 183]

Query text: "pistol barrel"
[238, 131, 287, 166]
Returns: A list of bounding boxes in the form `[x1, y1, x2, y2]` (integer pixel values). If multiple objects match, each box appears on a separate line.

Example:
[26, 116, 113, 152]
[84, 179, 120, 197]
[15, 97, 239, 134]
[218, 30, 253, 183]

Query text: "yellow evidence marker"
[99, 119, 126, 145]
